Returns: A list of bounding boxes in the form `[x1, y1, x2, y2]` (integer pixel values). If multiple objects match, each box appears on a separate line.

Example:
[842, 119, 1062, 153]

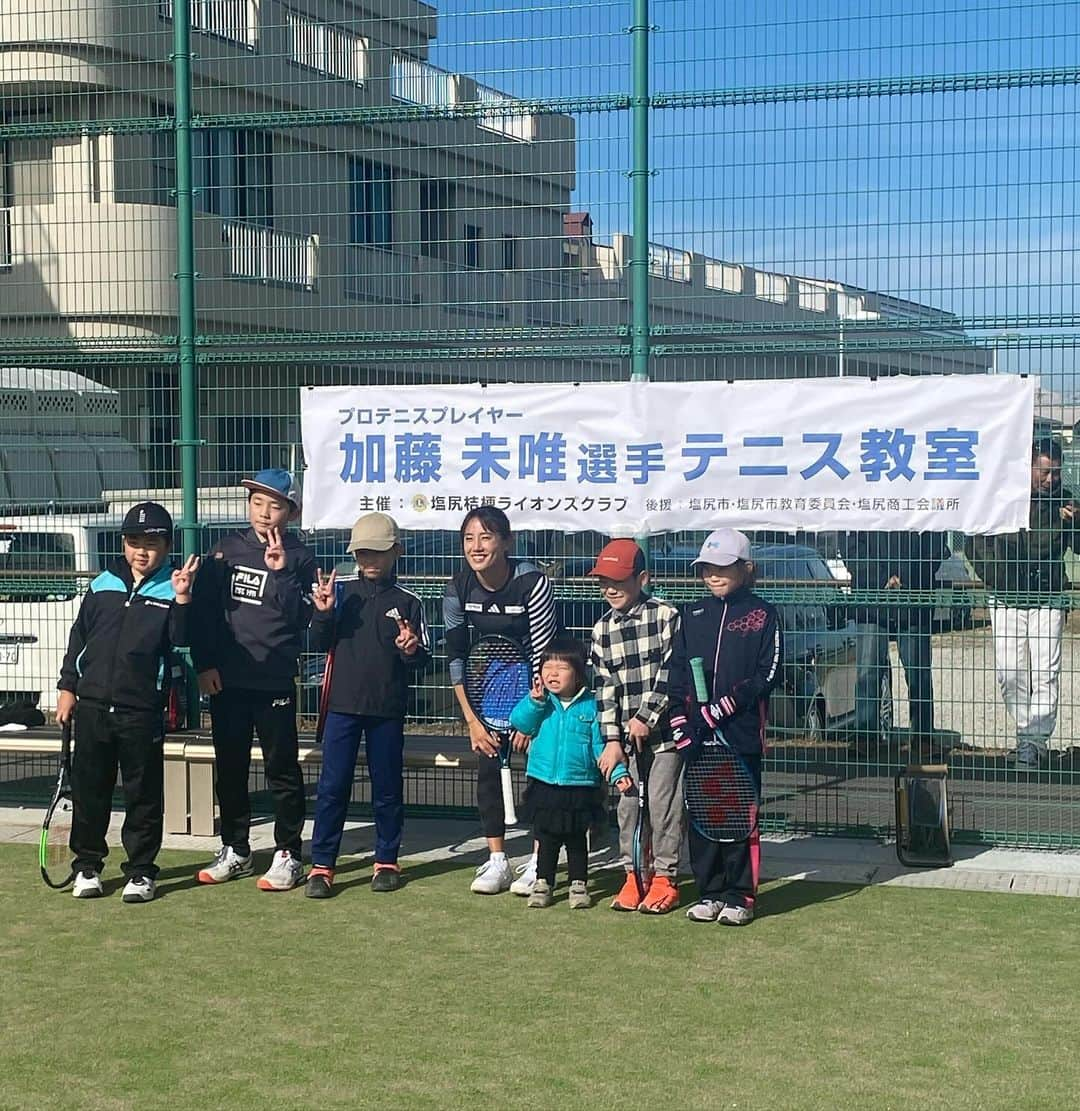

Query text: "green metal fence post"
[172, 4, 202, 726]
[629, 0, 650, 383]
[172, 1, 199, 561]
[630, 0, 652, 563]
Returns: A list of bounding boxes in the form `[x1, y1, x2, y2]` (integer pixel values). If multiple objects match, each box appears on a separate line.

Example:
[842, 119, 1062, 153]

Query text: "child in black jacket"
[191, 468, 317, 892]
[57, 501, 198, 903]
[304, 513, 430, 898]
[669, 529, 782, 927]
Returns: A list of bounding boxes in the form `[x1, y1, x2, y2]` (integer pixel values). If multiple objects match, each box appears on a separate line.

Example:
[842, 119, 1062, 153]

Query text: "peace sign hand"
[395, 617, 419, 655]
[313, 568, 337, 612]
[530, 674, 546, 702]
[263, 527, 287, 572]
[171, 554, 200, 604]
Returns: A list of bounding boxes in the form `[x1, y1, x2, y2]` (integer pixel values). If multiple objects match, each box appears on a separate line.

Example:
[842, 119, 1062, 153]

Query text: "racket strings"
[465, 641, 531, 729]
[685, 753, 759, 841]
[44, 799, 73, 867]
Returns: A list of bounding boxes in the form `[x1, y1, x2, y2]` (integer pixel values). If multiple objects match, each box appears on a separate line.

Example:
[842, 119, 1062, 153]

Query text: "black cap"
[121, 501, 173, 539]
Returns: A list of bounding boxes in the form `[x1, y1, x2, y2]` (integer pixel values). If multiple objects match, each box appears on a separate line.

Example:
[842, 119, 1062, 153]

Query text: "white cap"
[690, 528, 752, 567]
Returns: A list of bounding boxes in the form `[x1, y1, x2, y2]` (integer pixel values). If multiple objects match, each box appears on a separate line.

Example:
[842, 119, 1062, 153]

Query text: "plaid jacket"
[590, 597, 681, 750]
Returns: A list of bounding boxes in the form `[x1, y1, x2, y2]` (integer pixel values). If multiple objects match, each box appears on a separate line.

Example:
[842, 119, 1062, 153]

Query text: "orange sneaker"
[610, 872, 644, 912]
[639, 874, 680, 914]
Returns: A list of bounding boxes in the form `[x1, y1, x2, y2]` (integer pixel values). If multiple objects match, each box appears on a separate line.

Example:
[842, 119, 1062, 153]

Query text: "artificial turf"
[2, 843, 1077, 1110]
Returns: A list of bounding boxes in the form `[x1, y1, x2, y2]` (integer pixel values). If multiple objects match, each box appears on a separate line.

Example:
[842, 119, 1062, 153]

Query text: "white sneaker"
[718, 903, 754, 927]
[256, 849, 305, 892]
[72, 870, 103, 899]
[685, 899, 724, 923]
[196, 845, 254, 885]
[510, 853, 538, 896]
[122, 876, 156, 904]
[470, 856, 513, 895]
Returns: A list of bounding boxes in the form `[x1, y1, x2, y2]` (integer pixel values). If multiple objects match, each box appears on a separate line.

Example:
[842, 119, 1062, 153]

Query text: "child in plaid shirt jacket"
[588, 539, 684, 914]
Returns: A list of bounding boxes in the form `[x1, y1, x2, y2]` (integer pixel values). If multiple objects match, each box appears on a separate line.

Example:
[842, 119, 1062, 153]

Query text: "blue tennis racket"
[464, 635, 531, 826]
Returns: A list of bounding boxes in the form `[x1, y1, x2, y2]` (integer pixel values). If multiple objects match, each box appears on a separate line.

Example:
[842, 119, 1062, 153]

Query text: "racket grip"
[501, 767, 518, 826]
[689, 657, 710, 703]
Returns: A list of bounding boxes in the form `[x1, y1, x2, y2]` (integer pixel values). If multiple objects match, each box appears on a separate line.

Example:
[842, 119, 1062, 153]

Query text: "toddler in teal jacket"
[509, 637, 631, 909]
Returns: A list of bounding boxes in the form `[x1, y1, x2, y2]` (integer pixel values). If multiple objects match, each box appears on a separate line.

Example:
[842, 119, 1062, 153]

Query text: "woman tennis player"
[443, 508, 558, 895]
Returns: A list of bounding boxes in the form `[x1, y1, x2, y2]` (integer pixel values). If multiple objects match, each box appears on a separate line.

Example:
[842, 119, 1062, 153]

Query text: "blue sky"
[428, 1, 1080, 386]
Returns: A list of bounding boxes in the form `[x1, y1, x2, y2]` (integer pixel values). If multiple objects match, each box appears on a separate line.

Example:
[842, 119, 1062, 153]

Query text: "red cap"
[587, 538, 644, 579]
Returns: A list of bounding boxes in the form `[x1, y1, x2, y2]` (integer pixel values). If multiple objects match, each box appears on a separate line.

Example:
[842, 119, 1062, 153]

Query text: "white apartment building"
[0, 0, 989, 493]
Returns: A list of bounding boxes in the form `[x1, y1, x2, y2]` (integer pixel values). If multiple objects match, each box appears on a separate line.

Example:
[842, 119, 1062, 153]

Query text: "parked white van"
[0, 488, 249, 715]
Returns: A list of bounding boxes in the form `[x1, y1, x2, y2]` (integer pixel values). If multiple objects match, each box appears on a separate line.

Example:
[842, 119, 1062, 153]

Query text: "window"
[419, 180, 455, 260]
[216, 416, 273, 481]
[152, 130, 176, 207]
[463, 224, 482, 269]
[195, 130, 273, 227]
[0, 532, 78, 602]
[501, 235, 518, 271]
[93, 529, 123, 572]
[286, 9, 367, 85]
[236, 131, 273, 226]
[194, 130, 237, 218]
[349, 159, 393, 250]
[146, 369, 178, 486]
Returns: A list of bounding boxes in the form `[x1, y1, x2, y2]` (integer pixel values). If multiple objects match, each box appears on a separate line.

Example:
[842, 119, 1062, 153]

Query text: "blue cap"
[240, 468, 301, 517]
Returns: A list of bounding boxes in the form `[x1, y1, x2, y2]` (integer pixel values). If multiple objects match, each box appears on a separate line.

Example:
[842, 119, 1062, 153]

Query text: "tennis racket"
[313, 569, 341, 745]
[630, 742, 654, 901]
[315, 649, 334, 745]
[40, 720, 74, 889]
[685, 657, 761, 842]
[464, 635, 531, 826]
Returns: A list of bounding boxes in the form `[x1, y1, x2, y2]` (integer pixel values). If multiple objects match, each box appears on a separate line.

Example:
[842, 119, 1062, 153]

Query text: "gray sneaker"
[685, 899, 724, 923]
[568, 880, 591, 910]
[196, 845, 254, 885]
[257, 850, 305, 891]
[718, 903, 754, 927]
[527, 879, 553, 908]
[470, 856, 513, 895]
[1015, 741, 1045, 769]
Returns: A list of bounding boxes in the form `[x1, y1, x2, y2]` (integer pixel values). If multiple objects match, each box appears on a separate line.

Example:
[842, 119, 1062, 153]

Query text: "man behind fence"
[839, 529, 948, 760]
[968, 439, 1079, 767]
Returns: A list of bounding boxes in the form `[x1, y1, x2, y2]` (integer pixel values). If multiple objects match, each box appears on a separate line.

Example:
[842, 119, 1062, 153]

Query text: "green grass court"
[2, 842, 1078, 1110]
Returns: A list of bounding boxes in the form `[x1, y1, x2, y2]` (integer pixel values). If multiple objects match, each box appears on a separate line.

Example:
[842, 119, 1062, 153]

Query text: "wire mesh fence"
[2, 1, 1080, 846]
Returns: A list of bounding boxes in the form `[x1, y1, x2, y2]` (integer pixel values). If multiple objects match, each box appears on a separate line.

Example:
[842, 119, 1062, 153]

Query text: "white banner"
[301, 376, 1034, 535]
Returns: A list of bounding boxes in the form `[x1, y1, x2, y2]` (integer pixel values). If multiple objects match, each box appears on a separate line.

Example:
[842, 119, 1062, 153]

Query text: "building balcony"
[390, 54, 461, 108]
[390, 54, 538, 144]
[0, 201, 325, 337]
[158, 0, 258, 50]
[222, 221, 319, 291]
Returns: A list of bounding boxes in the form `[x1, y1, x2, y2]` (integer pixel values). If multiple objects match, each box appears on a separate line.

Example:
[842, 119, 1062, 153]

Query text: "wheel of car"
[877, 668, 894, 740]
[804, 697, 826, 744]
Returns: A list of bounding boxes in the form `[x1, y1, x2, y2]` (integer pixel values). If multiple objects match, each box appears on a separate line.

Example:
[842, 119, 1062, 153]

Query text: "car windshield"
[0, 530, 80, 602]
